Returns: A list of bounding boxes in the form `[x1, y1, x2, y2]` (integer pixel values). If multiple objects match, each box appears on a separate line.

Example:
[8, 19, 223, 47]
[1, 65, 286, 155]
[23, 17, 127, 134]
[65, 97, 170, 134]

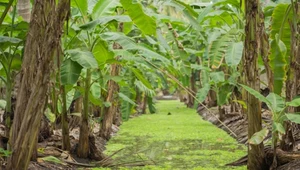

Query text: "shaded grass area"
[94, 100, 246, 170]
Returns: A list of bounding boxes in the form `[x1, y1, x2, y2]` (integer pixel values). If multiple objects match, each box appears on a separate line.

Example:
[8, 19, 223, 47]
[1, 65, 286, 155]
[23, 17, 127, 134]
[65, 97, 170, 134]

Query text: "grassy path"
[96, 100, 246, 170]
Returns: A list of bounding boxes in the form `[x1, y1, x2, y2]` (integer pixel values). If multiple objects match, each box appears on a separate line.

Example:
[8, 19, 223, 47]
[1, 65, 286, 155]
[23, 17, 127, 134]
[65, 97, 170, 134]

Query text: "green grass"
[94, 100, 246, 170]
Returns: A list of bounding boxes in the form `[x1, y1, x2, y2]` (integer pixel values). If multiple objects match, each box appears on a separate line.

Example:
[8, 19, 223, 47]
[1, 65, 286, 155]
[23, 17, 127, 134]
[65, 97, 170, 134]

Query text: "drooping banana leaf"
[72, 0, 88, 16]
[79, 15, 132, 30]
[134, 80, 156, 97]
[120, 86, 135, 121]
[92, 40, 114, 66]
[225, 41, 243, 67]
[120, 0, 156, 36]
[214, 0, 240, 10]
[266, 93, 285, 113]
[270, 3, 292, 60]
[147, 96, 156, 114]
[196, 83, 210, 103]
[240, 84, 272, 108]
[269, 34, 287, 95]
[92, 0, 119, 19]
[130, 67, 153, 90]
[196, 69, 210, 103]
[66, 49, 98, 69]
[217, 84, 233, 106]
[100, 32, 170, 64]
[88, 0, 99, 14]
[60, 58, 83, 85]
[208, 29, 242, 69]
[164, 0, 202, 32]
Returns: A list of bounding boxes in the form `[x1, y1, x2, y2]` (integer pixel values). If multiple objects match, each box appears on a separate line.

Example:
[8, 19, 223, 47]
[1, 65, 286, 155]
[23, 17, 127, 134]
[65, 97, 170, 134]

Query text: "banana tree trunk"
[295, 1, 300, 144]
[113, 105, 122, 126]
[61, 85, 70, 151]
[99, 63, 120, 140]
[187, 71, 196, 108]
[112, 52, 122, 126]
[207, 90, 217, 107]
[77, 69, 92, 158]
[112, 66, 121, 126]
[69, 95, 82, 130]
[135, 88, 142, 106]
[141, 93, 147, 114]
[7, 0, 69, 169]
[17, 0, 31, 22]
[100, 22, 123, 139]
[69, 82, 82, 130]
[177, 88, 186, 102]
[244, 1, 266, 169]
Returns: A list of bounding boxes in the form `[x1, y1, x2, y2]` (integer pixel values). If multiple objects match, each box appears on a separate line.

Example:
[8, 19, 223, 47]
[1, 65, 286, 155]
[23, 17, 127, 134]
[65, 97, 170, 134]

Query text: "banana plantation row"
[0, 0, 300, 169]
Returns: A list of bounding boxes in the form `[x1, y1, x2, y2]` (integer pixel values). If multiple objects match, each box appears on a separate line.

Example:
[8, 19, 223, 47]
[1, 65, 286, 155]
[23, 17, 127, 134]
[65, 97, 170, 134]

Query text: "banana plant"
[59, 0, 168, 154]
[99, 33, 168, 119]
[57, 0, 120, 156]
[241, 84, 300, 167]
[161, 0, 245, 109]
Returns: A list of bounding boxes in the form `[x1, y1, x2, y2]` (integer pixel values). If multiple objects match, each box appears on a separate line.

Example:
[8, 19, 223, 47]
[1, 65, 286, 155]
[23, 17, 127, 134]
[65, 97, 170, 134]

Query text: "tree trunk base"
[227, 147, 300, 169]
[88, 135, 106, 161]
[77, 119, 89, 158]
[277, 159, 300, 170]
[38, 115, 52, 142]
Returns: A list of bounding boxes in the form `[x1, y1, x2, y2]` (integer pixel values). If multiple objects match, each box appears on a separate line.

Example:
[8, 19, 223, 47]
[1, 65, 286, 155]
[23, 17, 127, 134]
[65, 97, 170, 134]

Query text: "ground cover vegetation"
[0, 0, 300, 169]
[101, 100, 246, 170]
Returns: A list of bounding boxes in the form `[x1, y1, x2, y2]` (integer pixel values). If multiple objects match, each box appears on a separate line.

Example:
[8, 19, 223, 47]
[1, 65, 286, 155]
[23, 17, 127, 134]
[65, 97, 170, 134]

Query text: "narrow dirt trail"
[100, 100, 246, 170]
